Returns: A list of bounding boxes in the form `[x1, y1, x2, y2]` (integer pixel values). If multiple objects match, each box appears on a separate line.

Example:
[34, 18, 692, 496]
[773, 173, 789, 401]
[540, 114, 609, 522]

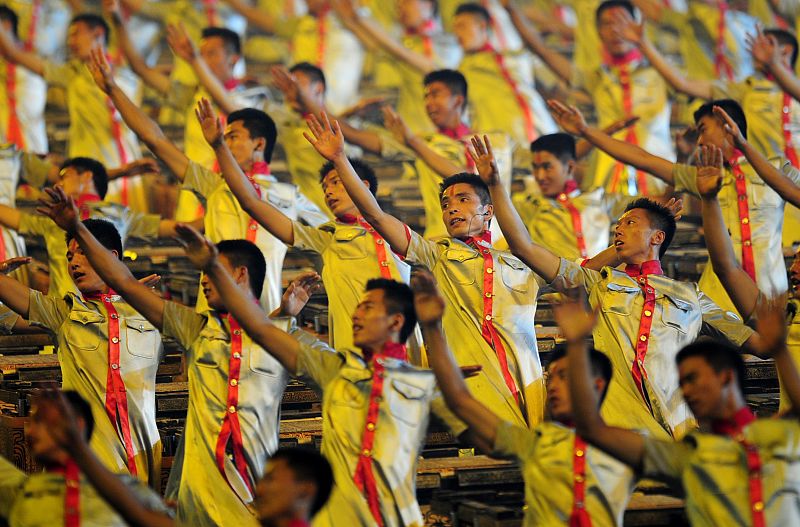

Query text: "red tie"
[204, 0, 218, 26]
[50, 460, 81, 527]
[481, 0, 509, 51]
[316, 5, 331, 68]
[337, 215, 395, 278]
[556, 181, 587, 258]
[103, 57, 131, 205]
[25, 0, 41, 52]
[405, 19, 436, 58]
[728, 153, 756, 282]
[439, 123, 476, 172]
[715, 1, 735, 81]
[5, 63, 24, 150]
[480, 44, 536, 143]
[569, 436, 592, 527]
[782, 92, 799, 168]
[75, 194, 102, 221]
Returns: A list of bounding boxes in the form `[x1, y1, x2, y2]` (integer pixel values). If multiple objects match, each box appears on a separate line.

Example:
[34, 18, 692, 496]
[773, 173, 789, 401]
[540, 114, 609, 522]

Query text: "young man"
[509, 0, 673, 195]
[198, 97, 411, 353]
[175, 220, 451, 527]
[0, 390, 171, 526]
[548, 98, 800, 315]
[413, 270, 637, 526]
[0, 219, 164, 486]
[562, 288, 800, 525]
[38, 188, 301, 527]
[467, 133, 768, 439]
[87, 49, 326, 311]
[0, 5, 47, 153]
[0, 13, 146, 209]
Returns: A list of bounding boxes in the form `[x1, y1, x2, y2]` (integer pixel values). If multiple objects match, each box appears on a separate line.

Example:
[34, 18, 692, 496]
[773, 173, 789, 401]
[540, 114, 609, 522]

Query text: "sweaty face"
[424, 81, 463, 129]
[440, 183, 492, 238]
[351, 289, 401, 350]
[254, 458, 306, 524]
[546, 358, 573, 421]
[531, 151, 573, 198]
[790, 249, 800, 298]
[613, 208, 662, 263]
[200, 36, 237, 82]
[596, 7, 635, 57]
[321, 170, 359, 218]
[695, 115, 730, 151]
[58, 167, 94, 198]
[67, 239, 109, 296]
[453, 13, 488, 51]
[66, 21, 102, 61]
[224, 120, 263, 168]
[678, 356, 729, 419]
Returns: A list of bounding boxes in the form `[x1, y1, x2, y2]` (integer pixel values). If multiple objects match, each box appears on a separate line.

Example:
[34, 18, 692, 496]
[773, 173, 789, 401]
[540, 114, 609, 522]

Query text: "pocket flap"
[68, 311, 105, 325]
[445, 248, 478, 263]
[392, 379, 428, 400]
[333, 227, 367, 242]
[499, 254, 526, 270]
[125, 318, 157, 333]
[339, 365, 372, 384]
[606, 282, 640, 294]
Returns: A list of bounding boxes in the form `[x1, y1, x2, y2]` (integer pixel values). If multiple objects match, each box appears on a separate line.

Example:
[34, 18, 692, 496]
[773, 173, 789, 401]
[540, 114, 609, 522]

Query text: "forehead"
[454, 12, 482, 26]
[224, 120, 250, 137]
[531, 150, 561, 165]
[618, 207, 649, 224]
[441, 182, 479, 201]
[597, 6, 627, 23]
[425, 81, 453, 97]
[68, 21, 91, 34]
[359, 288, 386, 308]
[321, 169, 339, 185]
[546, 356, 568, 374]
[200, 35, 227, 51]
[696, 115, 719, 130]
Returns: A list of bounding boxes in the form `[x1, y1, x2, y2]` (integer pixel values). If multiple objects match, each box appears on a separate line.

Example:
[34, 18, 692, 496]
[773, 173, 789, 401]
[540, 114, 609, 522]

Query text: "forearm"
[640, 38, 711, 100]
[740, 140, 800, 208]
[353, 16, 436, 74]
[583, 245, 621, 270]
[224, 0, 277, 33]
[0, 204, 22, 230]
[339, 120, 383, 154]
[407, 135, 462, 177]
[581, 126, 675, 184]
[0, 32, 44, 76]
[0, 275, 31, 318]
[774, 347, 800, 414]
[769, 61, 800, 105]
[190, 59, 240, 115]
[110, 14, 170, 95]
[506, 3, 572, 83]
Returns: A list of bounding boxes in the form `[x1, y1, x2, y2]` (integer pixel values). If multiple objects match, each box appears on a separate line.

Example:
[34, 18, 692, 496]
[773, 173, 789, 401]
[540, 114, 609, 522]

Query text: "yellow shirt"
[643, 418, 800, 526]
[0, 148, 37, 284]
[556, 258, 754, 439]
[0, 57, 47, 153]
[493, 421, 635, 526]
[27, 290, 164, 486]
[162, 303, 290, 527]
[672, 160, 800, 315]
[782, 299, 800, 412]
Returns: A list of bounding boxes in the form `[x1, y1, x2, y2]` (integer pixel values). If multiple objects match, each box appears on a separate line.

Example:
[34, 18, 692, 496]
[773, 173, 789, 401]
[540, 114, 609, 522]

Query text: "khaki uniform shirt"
[182, 160, 327, 311]
[2, 0, 71, 60]
[440, 0, 524, 52]
[574, 60, 673, 195]
[294, 338, 441, 527]
[27, 290, 163, 485]
[643, 418, 800, 526]
[0, 148, 35, 282]
[17, 202, 161, 299]
[0, 58, 47, 153]
[782, 299, 800, 412]
[405, 229, 546, 429]
[162, 303, 290, 527]
[493, 421, 635, 526]
[556, 258, 754, 439]
[0, 457, 171, 527]
[672, 160, 800, 315]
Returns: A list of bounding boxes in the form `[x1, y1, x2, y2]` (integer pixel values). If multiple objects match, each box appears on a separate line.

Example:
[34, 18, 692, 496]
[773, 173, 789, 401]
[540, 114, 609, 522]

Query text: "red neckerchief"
[766, 72, 800, 167]
[711, 407, 765, 527]
[215, 313, 255, 498]
[5, 62, 24, 150]
[316, 4, 331, 68]
[75, 193, 101, 221]
[287, 520, 311, 527]
[222, 77, 241, 91]
[463, 230, 523, 408]
[24, 0, 42, 52]
[727, 151, 757, 282]
[244, 162, 271, 243]
[353, 341, 408, 526]
[405, 19, 436, 58]
[336, 215, 395, 278]
[82, 289, 138, 477]
[555, 180, 586, 258]
[49, 460, 81, 527]
[605, 49, 649, 196]
[478, 43, 536, 142]
[624, 260, 663, 420]
[481, 0, 509, 51]
[715, 1, 735, 81]
[439, 122, 476, 171]
[569, 435, 592, 527]
[102, 54, 130, 205]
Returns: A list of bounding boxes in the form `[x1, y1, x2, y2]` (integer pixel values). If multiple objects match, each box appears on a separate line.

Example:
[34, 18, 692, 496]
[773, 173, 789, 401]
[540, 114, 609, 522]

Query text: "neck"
[83, 284, 111, 297]
[336, 208, 359, 221]
[265, 513, 310, 527]
[722, 144, 738, 161]
[438, 114, 465, 132]
[625, 253, 660, 266]
[43, 451, 72, 469]
[710, 391, 748, 424]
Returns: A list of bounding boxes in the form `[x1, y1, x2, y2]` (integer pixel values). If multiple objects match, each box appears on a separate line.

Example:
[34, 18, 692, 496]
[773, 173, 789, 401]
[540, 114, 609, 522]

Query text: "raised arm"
[304, 113, 412, 255]
[749, 28, 800, 105]
[195, 98, 294, 244]
[175, 224, 302, 373]
[0, 204, 22, 231]
[548, 100, 676, 185]
[555, 289, 645, 470]
[384, 107, 463, 177]
[223, 0, 278, 33]
[0, 24, 45, 76]
[87, 48, 190, 181]
[754, 298, 800, 414]
[0, 257, 34, 318]
[502, 0, 573, 83]
[413, 271, 500, 452]
[469, 135, 561, 282]
[37, 187, 166, 330]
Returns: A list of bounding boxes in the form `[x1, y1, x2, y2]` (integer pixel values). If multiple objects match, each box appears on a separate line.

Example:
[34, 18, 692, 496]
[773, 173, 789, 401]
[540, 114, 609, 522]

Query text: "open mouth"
[327, 198, 339, 209]
[614, 240, 624, 248]
[449, 217, 465, 227]
[72, 271, 85, 281]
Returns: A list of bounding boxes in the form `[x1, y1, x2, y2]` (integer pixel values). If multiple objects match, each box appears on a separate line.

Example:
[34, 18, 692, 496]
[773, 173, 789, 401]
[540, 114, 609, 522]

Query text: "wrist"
[420, 319, 443, 330]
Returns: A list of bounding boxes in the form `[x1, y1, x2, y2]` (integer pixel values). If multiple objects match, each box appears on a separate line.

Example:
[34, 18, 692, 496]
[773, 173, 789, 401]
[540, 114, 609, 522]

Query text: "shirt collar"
[463, 230, 493, 248]
[438, 122, 472, 141]
[76, 193, 101, 208]
[604, 48, 643, 67]
[624, 260, 663, 278]
[362, 341, 407, 362]
[711, 406, 756, 436]
[82, 287, 118, 301]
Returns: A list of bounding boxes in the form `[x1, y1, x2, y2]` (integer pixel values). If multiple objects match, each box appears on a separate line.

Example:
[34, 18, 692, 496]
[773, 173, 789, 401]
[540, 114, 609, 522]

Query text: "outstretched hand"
[195, 97, 224, 147]
[548, 100, 589, 136]
[410, 270, 446, 325]
[86, 46, 116, 94]
[36, 186, 81, 233]
[0, 256, 31, 275]
[303, 112, 346, 161]
[712, 105, 746, 147]
[383, 106, 413, 145]
[611, 7, 644, 45]
[174, 223, 218, 271]
[552, 287, 597, 342]
[166, 23, 197, 63]
[468, 135, 502, 186]
[663, 197, 684, 221]
[695, 144, 725, 198]
[746, 26, 780, 71]
[280, 271, 321, 317]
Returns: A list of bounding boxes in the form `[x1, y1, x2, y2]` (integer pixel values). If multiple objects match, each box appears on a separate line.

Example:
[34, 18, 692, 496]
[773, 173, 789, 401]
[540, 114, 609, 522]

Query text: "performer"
[414, 270, 637, 526]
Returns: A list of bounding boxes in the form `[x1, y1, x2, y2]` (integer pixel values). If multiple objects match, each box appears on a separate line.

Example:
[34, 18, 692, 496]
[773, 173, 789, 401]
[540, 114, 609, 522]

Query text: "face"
[613, 208, 662, 263]
[254, 458, 309, 524]
[351, 289, 402, 350]
[200, 254, 247, 312]
[695, 114, 730, 151]
[678, 356, 730, 419]
[306, 0, 329, 15]
[67, 239, 109, 295]
[66, 21, 103, 61]
[545, 358, 573, 421]
[224, 120, 264, 168]
[26, 406, 72, 464]
[58, 166, 95, 198]
[453, 13, 488, 51]
[292, 70, 325, 111]
[440, 183, 492, 238]
[596, 7, 634, 57]
[200, 36, 238, 81]
[321, 169, 359, 218]
[397, 0, 433, 29]
[424, 81, 463, 128]
[790, 249, 800, 298]
[531, 151, 574, 198]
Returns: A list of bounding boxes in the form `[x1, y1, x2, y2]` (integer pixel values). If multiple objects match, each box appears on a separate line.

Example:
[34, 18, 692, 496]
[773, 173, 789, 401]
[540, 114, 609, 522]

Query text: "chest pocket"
[266, 190, 293, 213]
[124, 317, 159, 359]
[747, 176, 783, 210]
[601, 283, 640, 316]
[65, 311, 105, 350]
[249, 347, 281, 377]
[499, 255, 530, 293]
[332, 227, 368, 260]
[387, 377, 429, 427]
[694, 448, 746, 495]
[444, 248, 479, 285]
[660, 295, 693, 334]
[194, 326, 228, 369]
[330, 366, 370, 409]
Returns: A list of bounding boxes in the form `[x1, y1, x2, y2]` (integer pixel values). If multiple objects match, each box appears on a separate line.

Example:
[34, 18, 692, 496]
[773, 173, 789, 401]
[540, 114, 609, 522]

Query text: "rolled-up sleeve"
[672, 164, 700, 197]
[291, 221, 333, 253]
[294, 331, 343, 391]
[403, 228, 439, 269]
[642, 436, 692, 487]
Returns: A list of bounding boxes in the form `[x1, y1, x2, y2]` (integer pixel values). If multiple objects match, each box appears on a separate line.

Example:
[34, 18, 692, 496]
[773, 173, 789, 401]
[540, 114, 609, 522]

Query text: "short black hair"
[530, 133, 576, 163]
[70, 13, 110, 45]
[440, 173, 491, 206]
[217, 239, 267, 299]
[454, 3, 491, 23]
[765, 28, 799, 69]
[269, 447, 334, 516]
[595, 0, 636, 22]
[693, 99, 748, 141]
[63, 390, 95, 440]
[423, 69, 468, 100]
[365, 279, 416, 342]
[61, 157, 109, 199]
[290, 62, 327, 90]
[623, 198, 676, 258]
[548, 345, 613, 403]
[0, 6, 19, 39]
[66, 219, 123, 260]
[676, 340, 746, 399]
[226, 108, 279, 162]
[201, 26, 242, 56]
[319, 158, 378, 196]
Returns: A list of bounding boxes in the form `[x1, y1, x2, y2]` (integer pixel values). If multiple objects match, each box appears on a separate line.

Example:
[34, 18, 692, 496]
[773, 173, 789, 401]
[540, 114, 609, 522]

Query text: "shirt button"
[110, 314, 119, 319]
[576, 233, 583, 239]
[249, 224, 257, 230]
[646, 288, 653, 294]
[744, 240, 752, 247]
[111, 363, 119, 370]
[485, 314, 492, 321]
[644, 310, 652, 317]
[233, 329, 242, 336]
[639, 335, 648, 342]
[366, 422, 375, 431]
[374, 396, 383, 403]
[575, 449, 584, 457]
[741, 217, 749, 225]
[739, 194, 747, 201]
[486, 268, 494, 274]
[111, 336, 119, 344]
[485, 292, 492, 298]
[483, 249, 489, 254]
[753, 501, 764, 512]
[138, 324, 144, 330]
[233, 352, 241, 359]
[380, 261, 389, 267]
[639, 277, 646, 284]
[368, 228, 375, 233]
[230, 379, 238, 387]
[228, 405, 237, 413]
[574, 474, 585, 483]
[558, 193, 567, 200]
[362, 449, 371, 457]
[376, 239, 384, 245]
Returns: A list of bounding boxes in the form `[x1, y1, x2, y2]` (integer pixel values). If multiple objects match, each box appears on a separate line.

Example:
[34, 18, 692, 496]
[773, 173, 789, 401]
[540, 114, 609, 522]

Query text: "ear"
[593, 377, 607, 399]
[233, 265, 251, 290]
[483, 203, 494, 220]
[565, 159, 577, 177]
[110, 249, 120, 260]
[720, 368, 735, 388]
[453, 93, 466, 112]
[650, 229, 665, 249]
[361, 179, 371, 191]
[254, 136, 267, 154]
[389, 312, 405, 336]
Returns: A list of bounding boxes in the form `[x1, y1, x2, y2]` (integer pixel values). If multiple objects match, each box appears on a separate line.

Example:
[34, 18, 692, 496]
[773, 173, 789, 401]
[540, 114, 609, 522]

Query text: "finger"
[302, 131, 317, 146]
[332, 119, 343, 139]
[321, 111, 332, 132]
[484, 135, 494, 159]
